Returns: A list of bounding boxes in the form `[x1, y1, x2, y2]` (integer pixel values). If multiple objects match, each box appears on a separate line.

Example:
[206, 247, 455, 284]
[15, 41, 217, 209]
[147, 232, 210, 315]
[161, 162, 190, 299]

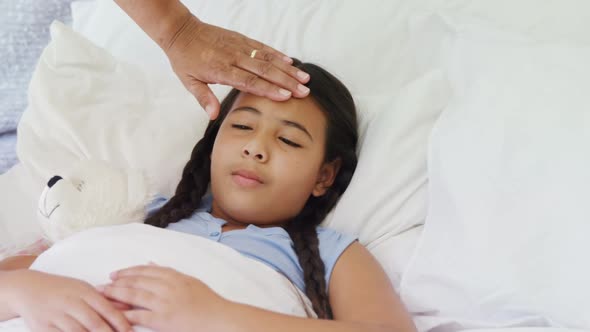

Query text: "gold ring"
[250, 49, 258, 59]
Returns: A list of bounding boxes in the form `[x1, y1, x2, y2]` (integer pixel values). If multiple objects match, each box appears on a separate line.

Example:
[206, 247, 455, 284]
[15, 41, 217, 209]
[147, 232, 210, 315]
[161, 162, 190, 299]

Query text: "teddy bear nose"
[47, 175, 63, 188]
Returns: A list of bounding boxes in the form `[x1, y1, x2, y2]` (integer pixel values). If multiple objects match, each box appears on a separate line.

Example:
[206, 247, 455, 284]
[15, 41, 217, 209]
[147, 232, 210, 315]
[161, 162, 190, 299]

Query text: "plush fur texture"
[37, 159, 154, 243]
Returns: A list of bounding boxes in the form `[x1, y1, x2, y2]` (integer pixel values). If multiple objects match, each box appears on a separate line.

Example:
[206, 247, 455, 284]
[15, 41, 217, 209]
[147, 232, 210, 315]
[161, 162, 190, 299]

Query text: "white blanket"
[0, 223, 314, 331]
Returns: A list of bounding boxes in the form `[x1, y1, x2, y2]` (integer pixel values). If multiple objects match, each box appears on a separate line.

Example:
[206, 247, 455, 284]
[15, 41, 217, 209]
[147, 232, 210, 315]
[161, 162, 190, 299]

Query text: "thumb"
[187, 80, 220, 120]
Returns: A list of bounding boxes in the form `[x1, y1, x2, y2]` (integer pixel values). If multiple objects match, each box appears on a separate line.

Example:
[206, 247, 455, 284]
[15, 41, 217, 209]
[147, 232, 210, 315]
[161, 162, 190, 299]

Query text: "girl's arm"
[0, 255, 37, 271]
[0, 269, 132, 331]
[103, 242, 417, 332]
[221, 242, 417, 332]
[0, 271, 20, 321]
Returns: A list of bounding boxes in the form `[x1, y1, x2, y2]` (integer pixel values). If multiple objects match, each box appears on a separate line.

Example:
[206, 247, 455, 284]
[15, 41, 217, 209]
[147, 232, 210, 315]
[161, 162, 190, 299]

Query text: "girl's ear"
[312, 158, 342, 197]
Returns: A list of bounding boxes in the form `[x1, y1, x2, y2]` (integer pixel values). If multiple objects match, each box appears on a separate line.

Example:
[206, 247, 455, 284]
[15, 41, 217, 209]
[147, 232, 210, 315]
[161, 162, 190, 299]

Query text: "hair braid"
[286, 145, 357, 319]
[144, 60, 358, 322]
[144, 90, 240, 228]
[286, 189, 340, 319]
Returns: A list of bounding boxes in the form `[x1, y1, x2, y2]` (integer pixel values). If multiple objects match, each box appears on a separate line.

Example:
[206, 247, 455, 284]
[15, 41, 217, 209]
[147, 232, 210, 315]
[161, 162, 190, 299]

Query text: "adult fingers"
[215, 66, 295, 101]
[184, 78, 221, 120]
[244, 45, 310, 84]
[237, 54, 310, 98]
[245, 37, 293, 65]
[256, 49, 310, 84]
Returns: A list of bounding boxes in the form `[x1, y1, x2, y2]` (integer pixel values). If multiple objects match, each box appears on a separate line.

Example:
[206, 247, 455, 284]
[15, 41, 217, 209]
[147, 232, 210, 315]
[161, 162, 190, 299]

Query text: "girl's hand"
[101, 264, 228, 332]
[7, 270, 132, 332]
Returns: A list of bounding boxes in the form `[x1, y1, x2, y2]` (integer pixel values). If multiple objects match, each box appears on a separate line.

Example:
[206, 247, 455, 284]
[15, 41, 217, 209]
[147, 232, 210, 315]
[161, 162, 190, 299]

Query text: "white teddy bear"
[37, 159, 155, 243]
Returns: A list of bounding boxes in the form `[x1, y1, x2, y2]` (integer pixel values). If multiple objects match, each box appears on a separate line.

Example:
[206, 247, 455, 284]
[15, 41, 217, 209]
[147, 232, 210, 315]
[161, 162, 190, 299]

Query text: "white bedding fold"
[0, 223, 314, 331]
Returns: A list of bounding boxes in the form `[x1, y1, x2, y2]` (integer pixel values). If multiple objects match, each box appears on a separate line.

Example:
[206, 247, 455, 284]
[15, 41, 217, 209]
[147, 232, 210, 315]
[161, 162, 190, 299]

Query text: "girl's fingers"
[101, 284, 161, 311]
[54, 314, 88, 332]
[85, 294, 132, 332]
[123, 309, 157, 328]
[111, 265, 174, 280]
[109, 300, 133, 311]
[108, 276, 171, 296]
[44, 326, 65, 332]
[66, 300, 115, 332]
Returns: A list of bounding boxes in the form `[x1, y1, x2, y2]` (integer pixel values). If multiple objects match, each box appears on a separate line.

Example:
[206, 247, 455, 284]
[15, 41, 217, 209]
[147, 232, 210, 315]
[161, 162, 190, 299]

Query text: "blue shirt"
[147, 196, 357, 293]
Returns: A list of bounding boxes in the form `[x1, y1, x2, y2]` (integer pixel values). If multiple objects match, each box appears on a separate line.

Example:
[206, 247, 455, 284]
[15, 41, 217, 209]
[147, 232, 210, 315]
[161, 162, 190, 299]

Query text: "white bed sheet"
[368, 225, 423, 292]
[2, 1, 590, 331]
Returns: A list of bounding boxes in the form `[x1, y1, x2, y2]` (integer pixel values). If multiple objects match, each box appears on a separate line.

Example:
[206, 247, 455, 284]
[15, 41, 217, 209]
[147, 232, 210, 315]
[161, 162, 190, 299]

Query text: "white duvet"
[0, 223, 314, 331]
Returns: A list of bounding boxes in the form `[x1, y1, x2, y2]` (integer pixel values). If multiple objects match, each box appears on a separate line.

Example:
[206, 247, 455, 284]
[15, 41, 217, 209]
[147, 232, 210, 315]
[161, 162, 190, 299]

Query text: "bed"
[1, 0, 589, 331]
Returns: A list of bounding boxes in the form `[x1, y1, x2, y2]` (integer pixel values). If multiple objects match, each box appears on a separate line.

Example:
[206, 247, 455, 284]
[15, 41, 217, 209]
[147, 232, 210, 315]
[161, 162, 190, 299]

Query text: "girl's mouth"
[231, 170, 264, 187]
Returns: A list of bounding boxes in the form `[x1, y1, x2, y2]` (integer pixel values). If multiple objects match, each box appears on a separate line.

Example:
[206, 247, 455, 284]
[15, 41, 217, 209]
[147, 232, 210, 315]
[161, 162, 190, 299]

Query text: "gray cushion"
[0, 0, 75, 173]
[0, 131, 17, 173]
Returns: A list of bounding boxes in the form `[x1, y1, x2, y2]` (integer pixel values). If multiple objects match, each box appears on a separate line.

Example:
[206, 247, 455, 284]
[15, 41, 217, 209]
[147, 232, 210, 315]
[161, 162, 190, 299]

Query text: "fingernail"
[279, 88, 291, 97]
[110, 271, 118, 279]
[297, 84, 310, 94]
[96, 285, 105, 292]
[283, 56, 293, 63]
[297, 71, 310, 81]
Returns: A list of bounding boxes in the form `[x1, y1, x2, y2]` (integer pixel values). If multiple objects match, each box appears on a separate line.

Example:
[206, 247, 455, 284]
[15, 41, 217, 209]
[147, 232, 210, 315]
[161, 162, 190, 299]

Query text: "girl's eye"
[279, 137, 302, 148]
[231, 124, 252, 130]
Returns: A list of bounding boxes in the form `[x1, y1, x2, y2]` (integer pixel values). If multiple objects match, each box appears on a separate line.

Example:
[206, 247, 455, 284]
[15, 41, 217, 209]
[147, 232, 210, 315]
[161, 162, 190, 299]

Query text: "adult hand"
[7, 270, 132, 332]
[164, 15, 311, 119]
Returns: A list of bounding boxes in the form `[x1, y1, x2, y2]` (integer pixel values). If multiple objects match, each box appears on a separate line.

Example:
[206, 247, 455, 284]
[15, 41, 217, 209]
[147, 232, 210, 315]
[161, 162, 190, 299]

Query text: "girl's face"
[209, 92, 339, 228]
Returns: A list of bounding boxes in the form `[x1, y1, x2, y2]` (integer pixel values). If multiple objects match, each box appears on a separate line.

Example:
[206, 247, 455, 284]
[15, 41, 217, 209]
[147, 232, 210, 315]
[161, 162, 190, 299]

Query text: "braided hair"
[145, 60, 358, 319]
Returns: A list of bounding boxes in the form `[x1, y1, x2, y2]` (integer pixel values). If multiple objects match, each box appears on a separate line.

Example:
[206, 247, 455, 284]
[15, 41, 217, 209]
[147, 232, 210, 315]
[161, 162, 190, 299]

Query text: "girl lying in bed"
[0, 60, 416, 332]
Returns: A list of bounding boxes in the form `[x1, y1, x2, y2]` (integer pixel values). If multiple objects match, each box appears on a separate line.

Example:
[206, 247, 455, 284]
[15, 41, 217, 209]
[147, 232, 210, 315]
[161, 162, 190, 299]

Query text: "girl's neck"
[210, 200, 287, 231]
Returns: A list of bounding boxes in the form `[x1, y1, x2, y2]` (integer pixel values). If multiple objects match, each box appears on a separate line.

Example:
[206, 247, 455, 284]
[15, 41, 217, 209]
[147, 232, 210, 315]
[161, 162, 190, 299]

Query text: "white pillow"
[325, 70, 450, 245]
[400, 18, 590, 331]
[71, 0, 448, 97]
[70, 0, 98, 32]
[5, 21, 210, 259]
[17, 21, 209, 199]
[7, 16, 449, 271]
[66, 0, 454, 245]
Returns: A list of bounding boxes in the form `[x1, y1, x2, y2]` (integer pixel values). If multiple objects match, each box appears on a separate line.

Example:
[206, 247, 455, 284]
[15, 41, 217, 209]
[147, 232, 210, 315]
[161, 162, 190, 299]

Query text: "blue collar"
[195, 194, 290, 237]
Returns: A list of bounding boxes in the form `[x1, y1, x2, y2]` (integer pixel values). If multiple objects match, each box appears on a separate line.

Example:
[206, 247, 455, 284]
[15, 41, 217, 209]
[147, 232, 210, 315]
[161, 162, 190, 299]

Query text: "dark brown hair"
[146, 59, 358, 319]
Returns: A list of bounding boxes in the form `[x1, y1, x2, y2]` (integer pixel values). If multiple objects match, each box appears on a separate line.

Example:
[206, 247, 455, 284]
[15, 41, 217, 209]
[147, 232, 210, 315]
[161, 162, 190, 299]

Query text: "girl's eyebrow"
[232, 106, 314, 142]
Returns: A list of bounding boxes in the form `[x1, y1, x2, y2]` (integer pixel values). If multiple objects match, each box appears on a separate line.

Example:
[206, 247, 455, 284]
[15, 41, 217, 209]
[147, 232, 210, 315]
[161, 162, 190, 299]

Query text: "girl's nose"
[242, 143, 267, 162]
